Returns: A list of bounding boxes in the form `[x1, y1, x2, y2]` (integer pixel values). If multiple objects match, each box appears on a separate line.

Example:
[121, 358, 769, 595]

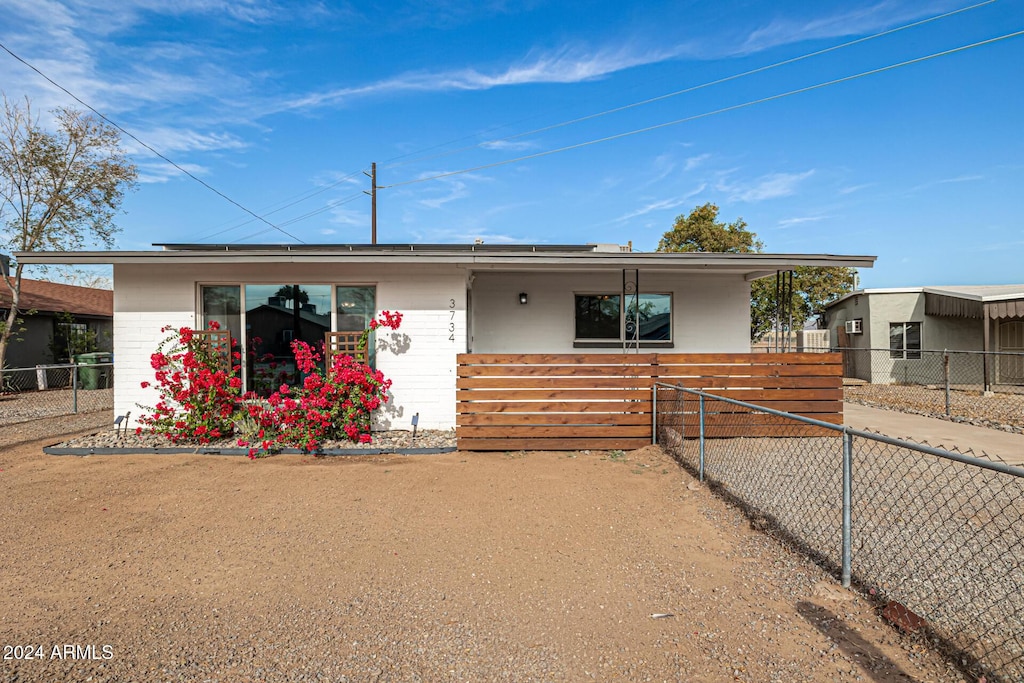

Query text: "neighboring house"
[0, 277, 113, 368]
[823, 286, 1024, 386]
[16, 243, 875, 429]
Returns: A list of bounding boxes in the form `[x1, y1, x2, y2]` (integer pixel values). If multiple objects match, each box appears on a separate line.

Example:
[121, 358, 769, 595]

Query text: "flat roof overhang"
[15, 247, 875, 281]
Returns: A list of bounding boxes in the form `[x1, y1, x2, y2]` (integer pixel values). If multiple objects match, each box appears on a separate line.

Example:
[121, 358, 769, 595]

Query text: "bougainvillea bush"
[137, 311, 403, 457]
[136, 321, 241, 444]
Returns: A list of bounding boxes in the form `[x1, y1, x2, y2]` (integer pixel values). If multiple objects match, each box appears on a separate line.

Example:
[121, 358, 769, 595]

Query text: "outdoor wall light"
[519, 292, 528, 305]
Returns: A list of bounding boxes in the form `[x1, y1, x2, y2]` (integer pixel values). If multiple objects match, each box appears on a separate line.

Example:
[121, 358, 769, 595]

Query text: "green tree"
[749, 267, 856, 341]
[657, 203, 854, 341]
[657, 202, 763, 254]
[0, 95, 136, 370]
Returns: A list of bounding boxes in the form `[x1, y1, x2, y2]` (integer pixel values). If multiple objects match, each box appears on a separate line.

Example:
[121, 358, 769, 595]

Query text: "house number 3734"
[448, 298, 456, 342]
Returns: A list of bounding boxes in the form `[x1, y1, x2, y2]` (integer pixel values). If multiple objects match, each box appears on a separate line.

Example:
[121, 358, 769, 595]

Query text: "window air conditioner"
[845, 319, 863, 334]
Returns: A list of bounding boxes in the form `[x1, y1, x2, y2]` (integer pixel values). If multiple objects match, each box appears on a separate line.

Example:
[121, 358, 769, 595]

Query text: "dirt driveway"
[0, 434, 961, 682]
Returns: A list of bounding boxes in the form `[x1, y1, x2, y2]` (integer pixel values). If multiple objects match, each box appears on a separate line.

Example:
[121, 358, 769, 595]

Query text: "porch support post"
[983, 304, 991, 392]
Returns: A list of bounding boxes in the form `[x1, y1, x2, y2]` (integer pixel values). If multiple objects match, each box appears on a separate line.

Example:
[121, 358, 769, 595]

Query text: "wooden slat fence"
[456, 353, 843, 451]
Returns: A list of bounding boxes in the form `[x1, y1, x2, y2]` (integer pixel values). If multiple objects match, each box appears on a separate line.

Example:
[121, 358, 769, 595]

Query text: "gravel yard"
[0, 388, 113, 427]
[663, 426, 1024, 681]
[845, 384, 1024, 434]
[0, 406, 113, 448]
[0, 433, 963, 682]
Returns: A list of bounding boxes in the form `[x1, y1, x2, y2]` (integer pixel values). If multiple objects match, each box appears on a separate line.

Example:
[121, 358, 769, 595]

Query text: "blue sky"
[2, 0, 1022, 287]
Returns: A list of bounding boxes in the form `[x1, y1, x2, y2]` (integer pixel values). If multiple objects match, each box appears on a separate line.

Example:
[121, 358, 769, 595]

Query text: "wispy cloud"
[777, 215, 830, 228]
[410, 171, 491, 209]
[734, 1, 960, 55]
[684, 153, 711, 171]
[325, 206, 369, 229]
[614, 184, 707, 223]
[419, 179, 469, 209]
[480, 139, 537, 152]
[838, 183, 873, 195]
[124, 127, 249, 156]
[719, 170, 815, 202]
[909, 174, 984, 192]
[136, 160, 210, 184]
[280, 42, 691, 111]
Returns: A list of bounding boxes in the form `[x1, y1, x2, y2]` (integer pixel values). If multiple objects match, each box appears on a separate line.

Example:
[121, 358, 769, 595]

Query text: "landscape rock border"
[43, 428, 458, 457]
[43, 445, 457, 456]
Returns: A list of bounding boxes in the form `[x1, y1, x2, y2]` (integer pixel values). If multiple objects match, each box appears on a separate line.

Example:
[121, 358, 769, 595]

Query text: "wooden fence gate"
[456, 353, 843, 451]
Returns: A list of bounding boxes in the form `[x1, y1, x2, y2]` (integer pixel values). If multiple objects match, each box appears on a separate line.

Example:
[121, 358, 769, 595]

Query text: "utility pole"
[363, 163, 377, 244]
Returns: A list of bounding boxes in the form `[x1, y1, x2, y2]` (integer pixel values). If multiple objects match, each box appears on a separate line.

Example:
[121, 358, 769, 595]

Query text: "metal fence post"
[652, 383, 658, 445]
[982, 349, 991, 393]
[698, 394, 706, 483]
[679, 385, 685, 451]
[842, 429, 853, 588]
[72, 363, 78, 414]
[943, 350, 951, 417]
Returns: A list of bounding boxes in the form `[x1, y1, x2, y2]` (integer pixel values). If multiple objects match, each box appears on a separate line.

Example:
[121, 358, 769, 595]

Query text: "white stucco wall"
[470, 271, 751, 353]
[113, 262, 467, 431]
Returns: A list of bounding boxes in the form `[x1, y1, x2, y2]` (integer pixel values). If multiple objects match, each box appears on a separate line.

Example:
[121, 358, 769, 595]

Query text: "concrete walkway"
[843, 402, 1024, 466]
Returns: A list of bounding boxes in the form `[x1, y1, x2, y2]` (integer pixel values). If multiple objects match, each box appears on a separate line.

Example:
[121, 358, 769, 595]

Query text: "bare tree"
[0, 95, 136, 369]
[39, 266, 114, 290]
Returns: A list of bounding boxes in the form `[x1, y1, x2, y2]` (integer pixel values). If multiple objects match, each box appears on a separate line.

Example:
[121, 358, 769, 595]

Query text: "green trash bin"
[76, 352, 113, 390]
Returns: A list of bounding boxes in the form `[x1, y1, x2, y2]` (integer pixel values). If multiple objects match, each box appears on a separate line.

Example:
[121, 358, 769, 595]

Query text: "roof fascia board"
[14, 250, 876, 271]
[922, 286, 1024, 303]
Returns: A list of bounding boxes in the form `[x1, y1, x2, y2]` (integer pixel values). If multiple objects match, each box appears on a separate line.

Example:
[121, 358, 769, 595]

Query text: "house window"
[575, 294, 621, 339]
[245, 284, 332, 395]
[199, 284, 376, 396]
[336, 286, 376, 332]
[889, 322, 921, 359]
[52, 319, 91, 363]
[201, 285, 241, 344]
[574, 293, 672, 346]
[632, 293, 672, 341]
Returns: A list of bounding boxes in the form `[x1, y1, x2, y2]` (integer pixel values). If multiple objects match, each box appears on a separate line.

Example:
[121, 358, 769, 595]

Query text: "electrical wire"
[239, 0, 1001, 233]
[0, 40, 306, 244]
[381, 29, 1024, 190]
[379, 0, 998, 172]
[190, 168, 366, 242]
[226, 191, 366, 243]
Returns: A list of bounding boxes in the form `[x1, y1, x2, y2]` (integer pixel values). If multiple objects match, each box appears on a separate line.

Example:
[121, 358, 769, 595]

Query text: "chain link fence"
[653, 382, 1024, 683]
[0, 363, 114, 426]
[837, 348, 1024, 432]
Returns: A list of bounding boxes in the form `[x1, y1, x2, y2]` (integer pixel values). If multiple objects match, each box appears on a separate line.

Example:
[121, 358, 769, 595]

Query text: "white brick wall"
[114, 263, 467, 431]
[375, 275, 465, 430]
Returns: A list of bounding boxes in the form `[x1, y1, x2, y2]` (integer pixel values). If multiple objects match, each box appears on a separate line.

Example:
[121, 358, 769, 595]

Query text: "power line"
[381, 29, 1024, 190]
[379, 0, 998, 173]
[190, 168, 366, 242]
[242, 0, 998, 234]
[227, 191, 366, 243]
[0, 40, 306, 244]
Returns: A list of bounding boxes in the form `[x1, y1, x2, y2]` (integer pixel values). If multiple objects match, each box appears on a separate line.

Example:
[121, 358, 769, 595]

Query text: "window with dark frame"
[575, 294, 621, 339]
[574, 293, 672, 344]
[199, 284, 376, 395]
[889, 322, 921, 359]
